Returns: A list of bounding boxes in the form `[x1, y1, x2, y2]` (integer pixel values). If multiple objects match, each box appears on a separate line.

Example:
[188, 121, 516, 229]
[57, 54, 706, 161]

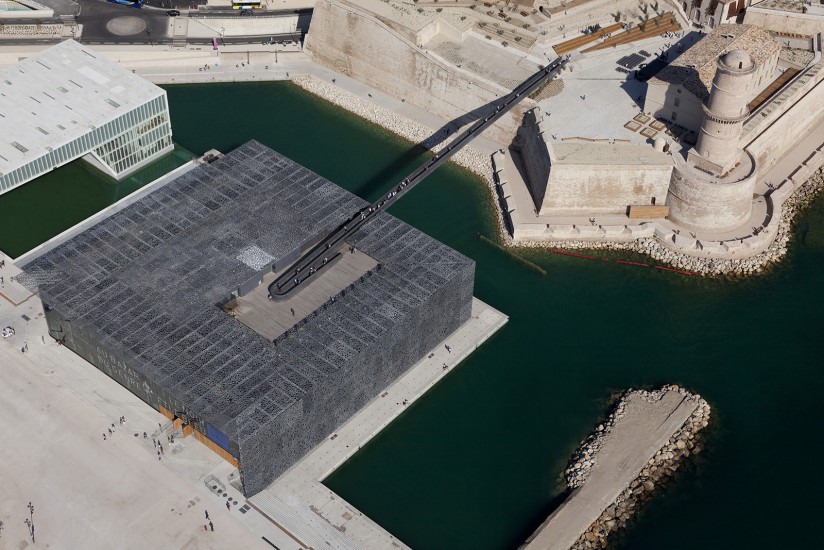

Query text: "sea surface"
[0, 147, 192, 258]
[4, 81, 822, 549]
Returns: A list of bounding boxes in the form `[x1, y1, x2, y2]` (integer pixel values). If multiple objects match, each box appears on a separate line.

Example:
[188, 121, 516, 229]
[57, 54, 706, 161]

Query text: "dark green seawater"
[0, 147, 192, 258]
[5, 82, 823, 548]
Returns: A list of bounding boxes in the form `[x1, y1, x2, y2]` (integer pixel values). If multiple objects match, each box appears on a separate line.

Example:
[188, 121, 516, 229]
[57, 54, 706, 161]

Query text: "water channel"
[2, 81, 821, 549]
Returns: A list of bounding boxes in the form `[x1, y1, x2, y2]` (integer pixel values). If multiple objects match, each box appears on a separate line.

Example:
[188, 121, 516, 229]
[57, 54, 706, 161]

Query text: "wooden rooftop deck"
[747, 67, 800, 112]
[581, 13, 680, 54]
[231, 245, 378, 341]
[553, 22, 624, 56]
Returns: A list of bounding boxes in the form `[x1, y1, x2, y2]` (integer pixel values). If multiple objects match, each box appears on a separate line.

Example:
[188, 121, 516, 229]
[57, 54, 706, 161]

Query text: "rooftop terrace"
[20, 141, 475, 495]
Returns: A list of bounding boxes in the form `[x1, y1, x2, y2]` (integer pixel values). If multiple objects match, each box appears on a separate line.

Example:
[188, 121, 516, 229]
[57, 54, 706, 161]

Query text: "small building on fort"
[645, 24, 780, 133]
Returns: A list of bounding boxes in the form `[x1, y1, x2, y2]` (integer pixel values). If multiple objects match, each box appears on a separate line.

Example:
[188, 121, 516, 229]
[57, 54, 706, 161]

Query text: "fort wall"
[304, 0, 529, 145]
[746, 72, 824, 172]
[744, 8, 824, 36]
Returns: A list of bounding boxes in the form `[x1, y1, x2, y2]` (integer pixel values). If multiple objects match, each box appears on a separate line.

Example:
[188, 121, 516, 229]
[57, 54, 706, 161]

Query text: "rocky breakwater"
[567, 386, 711, 550]
[522, 385, 710, 550]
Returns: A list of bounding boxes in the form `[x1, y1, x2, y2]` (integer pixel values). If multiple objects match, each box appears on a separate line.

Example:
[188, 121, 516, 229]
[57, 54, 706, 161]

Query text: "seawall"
[304, 0, 529, 146]
[522, 385, 711, 550]
[291, 74, 495, 181]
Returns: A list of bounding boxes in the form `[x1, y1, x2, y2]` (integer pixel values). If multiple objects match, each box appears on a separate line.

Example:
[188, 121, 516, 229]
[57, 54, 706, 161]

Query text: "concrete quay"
[0, 247, 506, 549]
[248, 298, 508, 550]
[522, 386, 710, 550]
[0, 261, 278, 550]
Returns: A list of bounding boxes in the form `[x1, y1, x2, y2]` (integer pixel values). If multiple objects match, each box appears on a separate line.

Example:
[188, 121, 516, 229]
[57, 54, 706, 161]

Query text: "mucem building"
[20, 141, 475, 496]
[0, 40, 173, 195]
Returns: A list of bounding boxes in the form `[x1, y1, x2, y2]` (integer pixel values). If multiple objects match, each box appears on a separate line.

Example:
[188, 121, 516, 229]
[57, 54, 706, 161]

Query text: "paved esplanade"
[268, 56, 568, 300]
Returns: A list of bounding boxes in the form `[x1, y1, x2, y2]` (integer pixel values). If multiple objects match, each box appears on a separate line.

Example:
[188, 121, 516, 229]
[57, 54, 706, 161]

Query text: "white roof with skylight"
[0, 40, 165, 174]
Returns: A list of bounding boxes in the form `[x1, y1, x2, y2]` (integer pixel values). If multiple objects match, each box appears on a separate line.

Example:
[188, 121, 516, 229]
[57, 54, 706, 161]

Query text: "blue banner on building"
[206, 423, 230, 452]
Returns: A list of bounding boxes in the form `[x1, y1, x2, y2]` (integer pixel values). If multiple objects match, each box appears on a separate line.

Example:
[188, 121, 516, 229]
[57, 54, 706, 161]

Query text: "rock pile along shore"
[291, 75, 495, 185]
[290, 75, 824, 277]
[566, 386, 711, 550]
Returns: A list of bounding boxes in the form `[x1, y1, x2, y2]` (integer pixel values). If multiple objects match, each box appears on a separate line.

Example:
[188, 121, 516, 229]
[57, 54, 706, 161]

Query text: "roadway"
[75, 0, 171, 44]
[5, 0, 310, 46]
[268, 56, 569, 300]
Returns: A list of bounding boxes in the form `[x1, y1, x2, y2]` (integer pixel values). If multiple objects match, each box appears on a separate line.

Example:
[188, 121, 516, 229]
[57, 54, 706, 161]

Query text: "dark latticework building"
[20, 141, 474, 496]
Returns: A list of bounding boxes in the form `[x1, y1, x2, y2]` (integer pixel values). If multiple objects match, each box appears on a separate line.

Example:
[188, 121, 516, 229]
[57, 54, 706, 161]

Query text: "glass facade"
[0, 94, 172, 194]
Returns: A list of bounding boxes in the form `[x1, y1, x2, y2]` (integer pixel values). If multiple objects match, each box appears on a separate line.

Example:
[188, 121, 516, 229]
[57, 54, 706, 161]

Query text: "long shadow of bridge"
[269, 57, 569, 300]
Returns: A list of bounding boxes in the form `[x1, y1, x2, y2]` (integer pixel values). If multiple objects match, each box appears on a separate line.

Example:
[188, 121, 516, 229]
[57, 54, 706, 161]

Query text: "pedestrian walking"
[445, 345, 451, 353]
[143, 432, 147, 439]
[225, 500, 231, 511]
[204, 524, 208, 531]
[24, 343, 28, 351]
[41, 335, 44, 344]
[209, 521, 214, 532]
[159, 444, 164, 455]
[205, 510, 209, 520]
[157, 451, 161, 460]
[108, 428, 112, 435]
[103, 433, 107, 440]
[290, 307, 295, 316]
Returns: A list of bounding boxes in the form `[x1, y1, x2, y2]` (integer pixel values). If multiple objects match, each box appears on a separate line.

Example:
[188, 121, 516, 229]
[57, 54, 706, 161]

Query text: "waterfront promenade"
[0, 263, 273, 549]
[0, 254, 506, 549]
[248, 298, 507, 550]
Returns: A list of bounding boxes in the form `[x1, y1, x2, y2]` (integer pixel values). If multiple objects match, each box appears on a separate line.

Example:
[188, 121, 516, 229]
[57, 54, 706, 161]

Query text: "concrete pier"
[248, 298, 508, 549]
[523, 389, 701, 550]
[0, 250, 506, 549]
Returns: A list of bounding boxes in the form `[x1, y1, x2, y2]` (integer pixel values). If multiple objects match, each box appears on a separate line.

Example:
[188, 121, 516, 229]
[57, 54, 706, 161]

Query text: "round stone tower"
[692, 50, 756, 175]
[666, 49, 759, 232]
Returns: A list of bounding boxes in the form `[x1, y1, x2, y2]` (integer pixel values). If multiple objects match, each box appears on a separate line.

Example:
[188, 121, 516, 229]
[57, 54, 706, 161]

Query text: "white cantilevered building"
[0, 40, 173, 195]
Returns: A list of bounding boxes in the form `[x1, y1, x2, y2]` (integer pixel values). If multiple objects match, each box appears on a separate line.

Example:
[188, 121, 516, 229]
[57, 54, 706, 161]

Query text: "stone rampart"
[543, 162, 672, 215]
[666, 152, 757, 233]
[746, 73, 824, 173]
[744, 8, 824, 36]
[304, 0, 530, 146]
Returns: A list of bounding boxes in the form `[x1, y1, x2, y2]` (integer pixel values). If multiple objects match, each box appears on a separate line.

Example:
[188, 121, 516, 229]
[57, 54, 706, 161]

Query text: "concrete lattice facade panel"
[20, 141, 474, 497]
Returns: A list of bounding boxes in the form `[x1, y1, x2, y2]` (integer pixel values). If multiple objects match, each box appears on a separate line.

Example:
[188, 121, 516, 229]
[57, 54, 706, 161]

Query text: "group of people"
[2, 326, 14, 338]
[103, 417, 126, 441]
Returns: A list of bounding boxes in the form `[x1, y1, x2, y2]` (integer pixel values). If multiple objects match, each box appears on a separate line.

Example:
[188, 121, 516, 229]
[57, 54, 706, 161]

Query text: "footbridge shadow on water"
[270, 58, 568, 300]
[354, 63, 567, 202]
